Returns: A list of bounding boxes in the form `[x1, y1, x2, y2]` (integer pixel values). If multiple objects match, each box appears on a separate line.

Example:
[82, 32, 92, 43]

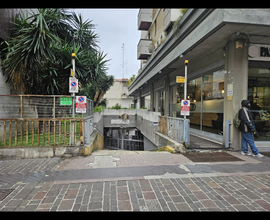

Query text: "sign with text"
[248, 44, 270, 61]
[181, 100, 190, 116]
[69, 77, 78, 93]
[111, 119, 130, 125]
[60, 97, 72, 106]
[76, 96, 87, 113]
[176, 76, 185, 83]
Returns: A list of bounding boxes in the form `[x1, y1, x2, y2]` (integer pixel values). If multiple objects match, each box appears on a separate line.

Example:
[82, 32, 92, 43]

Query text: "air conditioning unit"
[154, 42, 158, 50]
[148, 43, 153, 53]
[161, 31, 166, 39]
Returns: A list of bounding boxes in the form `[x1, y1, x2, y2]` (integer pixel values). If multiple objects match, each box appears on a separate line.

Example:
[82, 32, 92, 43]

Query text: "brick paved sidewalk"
[1, 174, 270, 211]
[1, 150, 270, 211]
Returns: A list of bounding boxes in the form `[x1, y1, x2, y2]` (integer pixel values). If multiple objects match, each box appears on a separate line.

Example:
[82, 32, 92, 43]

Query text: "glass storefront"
[156, 90, 165, 115]
[172, 69, 225, 135]
[141, 95, 151, 110]
[248, 67, 270, 141]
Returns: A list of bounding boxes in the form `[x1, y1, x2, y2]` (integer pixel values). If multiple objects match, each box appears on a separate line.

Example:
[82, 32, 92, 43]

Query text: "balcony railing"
[137, 39, 152, 60]
[163, 9, 182, 32]
[138, 9, 152, 30]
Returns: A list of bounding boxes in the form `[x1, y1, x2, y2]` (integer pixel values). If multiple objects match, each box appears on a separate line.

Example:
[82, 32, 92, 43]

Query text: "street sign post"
[71, 53, 76, 145]
[183, 60, 189, 146]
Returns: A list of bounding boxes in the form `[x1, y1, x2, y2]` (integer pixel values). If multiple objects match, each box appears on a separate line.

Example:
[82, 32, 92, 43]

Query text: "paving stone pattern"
[1, 174, 270, 211]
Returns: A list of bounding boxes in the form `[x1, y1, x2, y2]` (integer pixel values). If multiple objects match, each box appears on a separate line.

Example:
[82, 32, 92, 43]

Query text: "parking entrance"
[104, 127, 144, 151]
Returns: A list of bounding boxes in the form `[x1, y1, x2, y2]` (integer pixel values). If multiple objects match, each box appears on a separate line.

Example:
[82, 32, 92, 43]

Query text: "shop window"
[144, 95, 151, 110]
[172, 69, 224, 135]
[248, 68, 270, 141]
[141, 95, 150, 110]
[156, 90, 165, 115]
[172, 78, 202, 130]
[202, 70, 224, 134]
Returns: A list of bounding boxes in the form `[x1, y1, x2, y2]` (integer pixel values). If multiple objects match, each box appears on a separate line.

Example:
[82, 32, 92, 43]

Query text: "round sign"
[248, 45, 259, 58]
[71, 81, 77, 87]
[78, 96, 84, 102]
[183, 100, 188, 106]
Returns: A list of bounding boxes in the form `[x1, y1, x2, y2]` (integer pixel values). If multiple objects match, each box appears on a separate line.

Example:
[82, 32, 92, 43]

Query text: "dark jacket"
[238, 100, 255, 133]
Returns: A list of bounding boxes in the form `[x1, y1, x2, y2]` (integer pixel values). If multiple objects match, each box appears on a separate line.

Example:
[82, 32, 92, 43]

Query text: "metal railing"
[0, 118, 83, 148]
[0, 95, 93, 148]
[159, 116, 190, 145]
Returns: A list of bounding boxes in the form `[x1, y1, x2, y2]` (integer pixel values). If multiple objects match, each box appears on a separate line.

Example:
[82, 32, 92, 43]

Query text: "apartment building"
[129, 9, 270, 151]
[103, 78, 134, 108]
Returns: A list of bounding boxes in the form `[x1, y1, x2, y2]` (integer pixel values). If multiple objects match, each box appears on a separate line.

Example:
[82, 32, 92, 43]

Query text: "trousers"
[242, 132, 259, 155]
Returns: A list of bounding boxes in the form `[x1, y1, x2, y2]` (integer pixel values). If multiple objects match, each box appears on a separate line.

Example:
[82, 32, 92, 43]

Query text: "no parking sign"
[181, 100, 190, 116]
[69, 77, 78, 93]
[76, 96, 87, 113]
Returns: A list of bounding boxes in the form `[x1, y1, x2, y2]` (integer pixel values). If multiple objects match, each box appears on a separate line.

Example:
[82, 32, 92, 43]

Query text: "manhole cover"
[0, 189, 14, 201]
[182, 152, 243, 162]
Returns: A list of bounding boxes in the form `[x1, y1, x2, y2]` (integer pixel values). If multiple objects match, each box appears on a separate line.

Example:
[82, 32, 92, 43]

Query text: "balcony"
[137, 39, 152, 60]
[138, 9, 152, 30]
[163, 9, 182, 32]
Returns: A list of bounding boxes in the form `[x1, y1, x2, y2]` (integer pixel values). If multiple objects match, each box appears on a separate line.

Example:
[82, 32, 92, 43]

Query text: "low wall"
[81, 128, 104, 156]
[0, 127, 104, 159]
[154, 132, 185, 153]
[0, 144, 81, 159]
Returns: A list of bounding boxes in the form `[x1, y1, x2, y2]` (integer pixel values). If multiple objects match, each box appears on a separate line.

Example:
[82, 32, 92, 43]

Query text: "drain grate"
[182, 152, 244, 162]
[0, 189, 14, 201]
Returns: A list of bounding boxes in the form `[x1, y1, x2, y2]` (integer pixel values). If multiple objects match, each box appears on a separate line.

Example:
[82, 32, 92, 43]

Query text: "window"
[154, 20, 156, 36]
[248, 68, 270, 141]
[202, 70, 224, 134]
[172, 69, 224, 135]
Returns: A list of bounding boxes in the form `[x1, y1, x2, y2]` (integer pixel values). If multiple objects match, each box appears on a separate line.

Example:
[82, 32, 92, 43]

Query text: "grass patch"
[0, 120, 81, 148]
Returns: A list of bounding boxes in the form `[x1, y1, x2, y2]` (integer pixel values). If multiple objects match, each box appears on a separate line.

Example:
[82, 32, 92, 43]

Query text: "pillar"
[150, 83, 154, 111]
[223, 34, 249, 150]
[165, 74, 170, 116]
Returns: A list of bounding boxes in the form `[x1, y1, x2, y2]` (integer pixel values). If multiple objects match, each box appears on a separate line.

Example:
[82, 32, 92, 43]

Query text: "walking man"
[238, 100, 264, 158]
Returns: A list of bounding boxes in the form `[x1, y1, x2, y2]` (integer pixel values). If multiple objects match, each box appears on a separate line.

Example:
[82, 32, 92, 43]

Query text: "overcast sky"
[73, 9, 141, 80]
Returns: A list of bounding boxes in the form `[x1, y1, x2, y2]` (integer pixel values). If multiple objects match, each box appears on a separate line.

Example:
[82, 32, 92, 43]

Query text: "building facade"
[129, 9, 270, 151]
[103, 78, 134, 108]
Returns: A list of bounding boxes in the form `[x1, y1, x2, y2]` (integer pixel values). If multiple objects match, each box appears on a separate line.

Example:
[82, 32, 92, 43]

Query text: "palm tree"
[95, 74, 114, 107]
[0, 8, 109, 95]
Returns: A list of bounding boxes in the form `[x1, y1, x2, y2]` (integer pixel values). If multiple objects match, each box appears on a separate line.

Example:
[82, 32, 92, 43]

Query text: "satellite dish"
[148, 43, 153, 53]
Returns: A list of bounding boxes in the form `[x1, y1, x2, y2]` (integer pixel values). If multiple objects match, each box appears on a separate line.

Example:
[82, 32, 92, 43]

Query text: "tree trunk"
[94, 90, 99, 102]
[95, 91, 105, 107]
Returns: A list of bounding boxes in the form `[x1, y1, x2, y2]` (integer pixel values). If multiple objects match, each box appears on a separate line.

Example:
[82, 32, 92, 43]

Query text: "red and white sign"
[181, 100, 190, 116]
[76, 96, 87, 113]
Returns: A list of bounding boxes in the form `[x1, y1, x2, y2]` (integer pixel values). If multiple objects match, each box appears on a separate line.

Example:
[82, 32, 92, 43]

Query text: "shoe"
[252, 153, 265, 158]
[241, 151, 248, 155]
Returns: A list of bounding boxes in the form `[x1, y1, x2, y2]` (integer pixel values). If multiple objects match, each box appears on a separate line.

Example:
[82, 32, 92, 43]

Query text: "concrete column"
[223, 36, 249, 150]
[165, 74, 170, 116]
[150, 83, 154, 111]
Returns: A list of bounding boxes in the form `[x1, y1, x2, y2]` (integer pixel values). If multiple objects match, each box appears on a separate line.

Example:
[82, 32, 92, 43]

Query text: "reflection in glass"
[248, 68, 270, 141]
[202, 70, 224, 134]
[172, 69, 224, 135]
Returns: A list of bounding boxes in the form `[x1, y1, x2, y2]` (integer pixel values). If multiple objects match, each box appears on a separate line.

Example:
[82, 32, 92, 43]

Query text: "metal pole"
[184, 60, 188, 120]
[71, 53, 76, 145]
[72, 53, 76, 118]
[184, 60, 188, 145]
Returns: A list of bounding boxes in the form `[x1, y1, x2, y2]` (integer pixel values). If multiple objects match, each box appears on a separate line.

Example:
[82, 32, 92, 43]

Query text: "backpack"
[233, 110, 241, 129]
